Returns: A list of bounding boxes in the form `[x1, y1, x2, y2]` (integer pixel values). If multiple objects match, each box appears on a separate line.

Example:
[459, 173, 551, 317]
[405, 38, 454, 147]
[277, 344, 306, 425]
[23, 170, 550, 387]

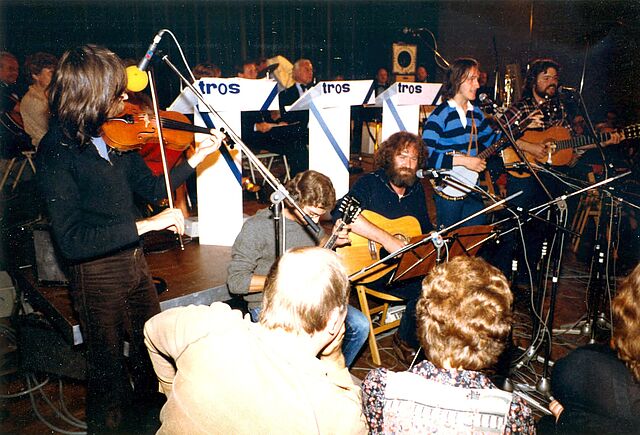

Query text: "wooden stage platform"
[12, 239, 232, 346]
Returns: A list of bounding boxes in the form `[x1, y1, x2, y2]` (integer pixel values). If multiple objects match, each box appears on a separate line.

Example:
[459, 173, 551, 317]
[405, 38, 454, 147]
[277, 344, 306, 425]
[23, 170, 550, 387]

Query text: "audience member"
[541, 263, 640, 433]
[227, 170, 369, 367]
[235, 59, 257, 79]
[193, 61, 221, 79]
[362, 256, 535, 433]
[145, 247, 368, 434]
[1, 51, 29, 159]
[236, 58, 289, 156]
[374, 67, 390, 96]
[415, 65, 429, 82]
[20, 52, 57, 147]
[277, 58, 314, 175]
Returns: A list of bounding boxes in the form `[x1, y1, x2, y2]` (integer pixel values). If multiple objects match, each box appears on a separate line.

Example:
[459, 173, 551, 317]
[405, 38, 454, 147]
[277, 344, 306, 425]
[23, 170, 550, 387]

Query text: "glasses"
[302, 207, 326, 221]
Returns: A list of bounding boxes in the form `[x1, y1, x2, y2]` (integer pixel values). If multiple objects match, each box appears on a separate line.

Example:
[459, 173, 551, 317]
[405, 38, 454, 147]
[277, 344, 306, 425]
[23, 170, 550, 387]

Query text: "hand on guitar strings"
[331, 219, 351, 247]
[517, 139, 549, 160]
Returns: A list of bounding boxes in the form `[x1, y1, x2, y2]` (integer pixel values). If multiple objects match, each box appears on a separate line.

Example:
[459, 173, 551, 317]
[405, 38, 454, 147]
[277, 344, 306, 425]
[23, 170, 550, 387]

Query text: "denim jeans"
[249, 305, 369, 367]
[342, 305, 369, 367]
[68, 247, 160, 434]
[434, 194, 487, 230]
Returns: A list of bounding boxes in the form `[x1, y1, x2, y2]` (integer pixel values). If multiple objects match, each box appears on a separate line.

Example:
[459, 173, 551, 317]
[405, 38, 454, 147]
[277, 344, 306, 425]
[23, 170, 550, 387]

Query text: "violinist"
[35, 45, 224, 434]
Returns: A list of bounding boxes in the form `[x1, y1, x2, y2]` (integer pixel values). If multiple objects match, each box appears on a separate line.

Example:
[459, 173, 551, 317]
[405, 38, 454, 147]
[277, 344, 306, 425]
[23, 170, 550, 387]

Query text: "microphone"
[137, 30, 166, 72]
[558, 85, 577, 93]
[478, 93, 498, 108]
[402, 27, 427, 35]
[416, 169, 446, 179]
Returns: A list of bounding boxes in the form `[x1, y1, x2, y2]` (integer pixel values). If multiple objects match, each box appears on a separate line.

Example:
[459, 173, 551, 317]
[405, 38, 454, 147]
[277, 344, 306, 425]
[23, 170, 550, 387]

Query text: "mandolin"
[323, 196, 361, 250]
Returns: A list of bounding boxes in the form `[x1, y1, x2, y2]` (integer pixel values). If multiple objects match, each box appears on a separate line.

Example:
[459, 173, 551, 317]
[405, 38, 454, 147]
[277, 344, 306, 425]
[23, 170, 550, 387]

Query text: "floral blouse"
[362, 360, 535, 434]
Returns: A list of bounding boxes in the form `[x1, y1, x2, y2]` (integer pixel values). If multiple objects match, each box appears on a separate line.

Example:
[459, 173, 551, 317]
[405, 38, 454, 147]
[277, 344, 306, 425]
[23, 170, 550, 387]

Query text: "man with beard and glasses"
[333, 131, 433, 364]
[423, 57, 503, 229]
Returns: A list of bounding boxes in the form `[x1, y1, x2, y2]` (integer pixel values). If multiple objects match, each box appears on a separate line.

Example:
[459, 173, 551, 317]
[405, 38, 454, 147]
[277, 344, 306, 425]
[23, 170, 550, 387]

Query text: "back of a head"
[285, 170, 336, 211]
[193, 62, 221, 79]
[24, 52, 58, 83]
[416, 256, 513, 371]
[260, 247, 348, 335]
[612, 263, 640, 382]
[49, 45, 126, 145]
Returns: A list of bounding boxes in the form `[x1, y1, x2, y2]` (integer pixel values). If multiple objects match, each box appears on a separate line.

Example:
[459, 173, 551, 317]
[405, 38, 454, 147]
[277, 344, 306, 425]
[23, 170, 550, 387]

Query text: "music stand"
[392, 225, 496, 283]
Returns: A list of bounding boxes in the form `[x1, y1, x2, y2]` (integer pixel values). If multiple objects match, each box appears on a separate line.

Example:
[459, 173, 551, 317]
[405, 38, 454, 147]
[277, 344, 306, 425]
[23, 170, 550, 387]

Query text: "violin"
[101, 102, 219, 152]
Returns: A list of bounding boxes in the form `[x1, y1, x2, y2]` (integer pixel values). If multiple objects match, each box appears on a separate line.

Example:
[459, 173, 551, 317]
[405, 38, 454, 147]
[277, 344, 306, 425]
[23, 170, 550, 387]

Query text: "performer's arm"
[350, 215, 405, 254]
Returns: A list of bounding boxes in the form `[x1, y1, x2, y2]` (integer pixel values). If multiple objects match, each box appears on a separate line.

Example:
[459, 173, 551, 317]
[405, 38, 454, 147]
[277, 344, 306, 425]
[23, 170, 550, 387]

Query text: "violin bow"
[148, 68, 184, 250]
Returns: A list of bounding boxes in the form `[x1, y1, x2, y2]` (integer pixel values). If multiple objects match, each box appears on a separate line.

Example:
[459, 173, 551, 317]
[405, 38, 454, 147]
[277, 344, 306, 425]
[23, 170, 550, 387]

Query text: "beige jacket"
[144, 302, 367, 434]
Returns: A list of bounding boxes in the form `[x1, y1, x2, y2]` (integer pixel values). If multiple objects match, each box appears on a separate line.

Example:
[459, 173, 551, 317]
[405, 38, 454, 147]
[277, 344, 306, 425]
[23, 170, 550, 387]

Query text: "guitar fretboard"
[554, 123, 639, 150]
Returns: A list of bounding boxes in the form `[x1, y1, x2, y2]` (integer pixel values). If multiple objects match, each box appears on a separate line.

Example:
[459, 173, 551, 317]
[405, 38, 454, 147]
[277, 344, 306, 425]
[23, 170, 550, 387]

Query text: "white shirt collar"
[447, 99, 474, 128]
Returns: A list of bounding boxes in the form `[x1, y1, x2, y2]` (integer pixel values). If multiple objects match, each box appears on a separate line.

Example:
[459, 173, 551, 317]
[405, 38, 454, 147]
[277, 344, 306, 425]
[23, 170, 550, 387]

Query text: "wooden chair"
[243, 151, 291, 199]
[571, 172, 602, 253]
[1, 150, 36, 192]
[337, 211, 421, 366]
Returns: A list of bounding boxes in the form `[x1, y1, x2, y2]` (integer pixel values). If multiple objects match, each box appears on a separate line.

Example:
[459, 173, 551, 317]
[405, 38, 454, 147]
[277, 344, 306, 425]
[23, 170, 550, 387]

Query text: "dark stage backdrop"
[2, 0, 638, 122]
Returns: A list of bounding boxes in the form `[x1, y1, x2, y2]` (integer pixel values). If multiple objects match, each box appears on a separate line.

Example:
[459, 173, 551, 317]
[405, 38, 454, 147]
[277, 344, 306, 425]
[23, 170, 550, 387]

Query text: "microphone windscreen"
[126, 65, 149, 92]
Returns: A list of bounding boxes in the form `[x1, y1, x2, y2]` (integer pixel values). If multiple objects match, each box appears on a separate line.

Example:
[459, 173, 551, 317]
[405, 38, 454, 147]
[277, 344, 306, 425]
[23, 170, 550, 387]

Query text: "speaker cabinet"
[392, 43, 417, 75]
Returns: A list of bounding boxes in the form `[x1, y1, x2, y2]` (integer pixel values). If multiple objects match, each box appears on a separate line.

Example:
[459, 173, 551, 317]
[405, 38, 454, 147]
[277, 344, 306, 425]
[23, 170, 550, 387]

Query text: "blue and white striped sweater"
[422, 102, 499, 170]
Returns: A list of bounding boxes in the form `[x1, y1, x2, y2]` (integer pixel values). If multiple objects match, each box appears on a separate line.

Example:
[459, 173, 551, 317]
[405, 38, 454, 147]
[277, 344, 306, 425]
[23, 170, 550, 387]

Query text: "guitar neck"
[554, 132, 610, 151]
[323, 221, 345, 250]
[477, 135, 508, 160]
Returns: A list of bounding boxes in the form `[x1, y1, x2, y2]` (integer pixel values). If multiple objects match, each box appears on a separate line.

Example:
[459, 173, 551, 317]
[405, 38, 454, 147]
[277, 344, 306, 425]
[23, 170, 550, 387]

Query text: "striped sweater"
[422, 100, 499, 170]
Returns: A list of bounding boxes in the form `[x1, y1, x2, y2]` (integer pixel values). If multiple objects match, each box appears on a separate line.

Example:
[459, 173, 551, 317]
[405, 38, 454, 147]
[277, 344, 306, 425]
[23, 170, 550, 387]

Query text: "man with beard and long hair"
[333, 131, 433, 363]
[493, 58, 622, 281]
[423, 57, 503, 229]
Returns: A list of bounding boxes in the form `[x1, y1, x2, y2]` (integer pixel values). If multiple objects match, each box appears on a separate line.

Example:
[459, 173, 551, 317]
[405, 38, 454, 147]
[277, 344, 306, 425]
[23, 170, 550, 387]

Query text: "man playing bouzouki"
[423, 58, 503, 229]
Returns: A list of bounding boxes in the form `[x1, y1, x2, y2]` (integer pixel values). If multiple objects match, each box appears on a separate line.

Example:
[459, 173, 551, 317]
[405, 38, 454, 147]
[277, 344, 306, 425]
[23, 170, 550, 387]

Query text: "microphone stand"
[508, 172, 630, 396]
[159, 54, 320, 257]
[564, 87, 616, 342]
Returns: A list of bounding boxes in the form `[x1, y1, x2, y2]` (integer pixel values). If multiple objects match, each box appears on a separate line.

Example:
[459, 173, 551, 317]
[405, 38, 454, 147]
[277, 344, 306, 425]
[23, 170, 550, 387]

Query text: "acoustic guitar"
[502, 123, 640, 178]
[336, 210, 421, 281]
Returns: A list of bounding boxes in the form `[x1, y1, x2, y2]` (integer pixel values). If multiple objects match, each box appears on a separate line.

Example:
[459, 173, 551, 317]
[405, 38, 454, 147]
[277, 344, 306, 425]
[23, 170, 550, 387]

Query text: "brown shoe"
[392, 332, 417, 366]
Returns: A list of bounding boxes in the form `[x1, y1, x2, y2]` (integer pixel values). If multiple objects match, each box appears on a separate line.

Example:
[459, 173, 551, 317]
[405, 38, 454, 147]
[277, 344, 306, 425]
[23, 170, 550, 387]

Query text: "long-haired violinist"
[35, 44, 223, 434]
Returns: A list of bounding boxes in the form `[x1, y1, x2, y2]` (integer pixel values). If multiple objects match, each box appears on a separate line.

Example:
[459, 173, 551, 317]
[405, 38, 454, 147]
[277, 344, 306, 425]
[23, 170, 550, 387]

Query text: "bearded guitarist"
[333, 131, 434, 363]
[494, 58, 622, 281]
